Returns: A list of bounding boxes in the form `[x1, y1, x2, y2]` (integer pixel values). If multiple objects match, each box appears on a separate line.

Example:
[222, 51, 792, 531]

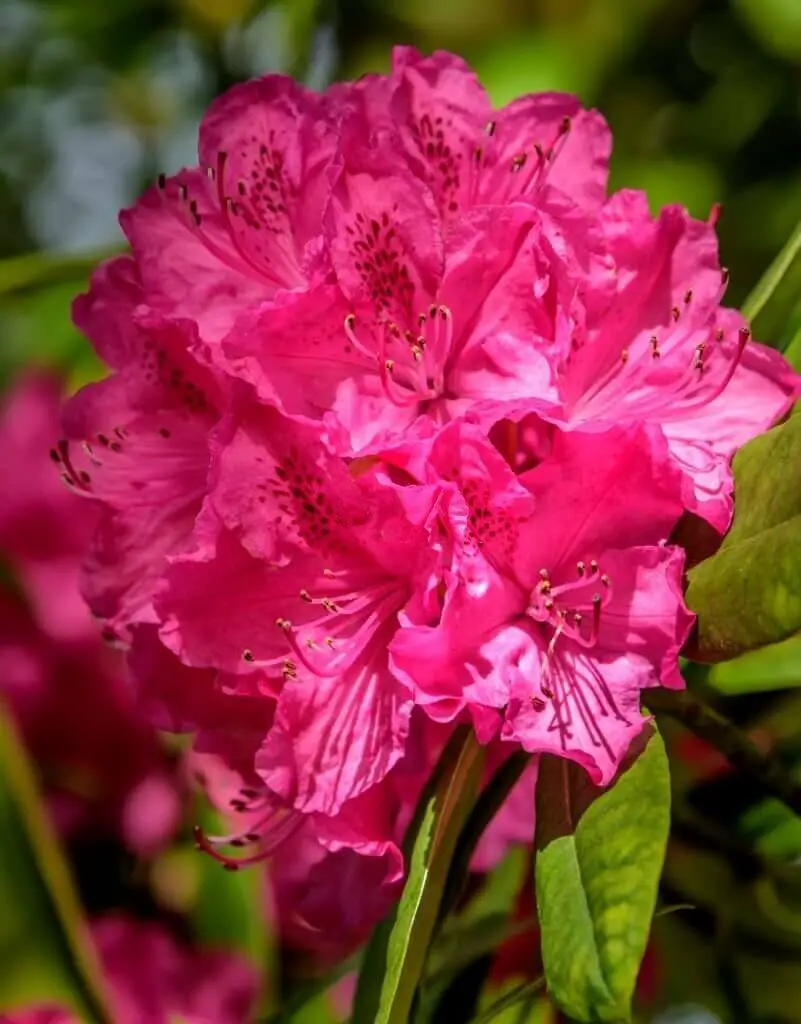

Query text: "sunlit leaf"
[686, 414, 801, 661]
[352, 727, 485, 1024]
[709, 634, 801, 695]
[535, 729, 670, 1023]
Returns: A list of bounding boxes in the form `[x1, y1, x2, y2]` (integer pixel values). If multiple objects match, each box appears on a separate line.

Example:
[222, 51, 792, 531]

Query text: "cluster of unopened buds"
[58, 47, 799, 938]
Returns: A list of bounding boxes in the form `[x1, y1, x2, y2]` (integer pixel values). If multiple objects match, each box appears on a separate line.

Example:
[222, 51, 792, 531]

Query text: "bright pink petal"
[325, 135, 443, 330]
[59, 404, 210, 629]
[389, 47, 492, 224]
[515, 425, 685, 584]
[160, 527, 414, 816]
[389, 47, 610, 220]
[121, 171, 274, 346]
[442, 205, 569, 412]
[478, 94, 611, 211]
[562, 199, 725, 415]
[274, 784, 403, 957]
[72, 255, 144, 369]
[257, 640, 412, 815]
[59, 317, 220, 629]
[198, 74, 338, 288]
[208, 399, 436, 576]
[501, 630, 648, 785]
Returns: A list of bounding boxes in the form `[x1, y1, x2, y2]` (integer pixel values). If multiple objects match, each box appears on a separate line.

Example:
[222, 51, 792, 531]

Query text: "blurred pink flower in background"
[7, 914, 256, 1024]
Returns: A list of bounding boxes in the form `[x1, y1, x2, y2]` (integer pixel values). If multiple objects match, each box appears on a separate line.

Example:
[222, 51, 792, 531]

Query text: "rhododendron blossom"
[133, 400, 457, 867]
[391, 422, 694, 783]
[63, 43, 801, 911]
[534, 192, 801, 530]
[58, 314, 224, 635]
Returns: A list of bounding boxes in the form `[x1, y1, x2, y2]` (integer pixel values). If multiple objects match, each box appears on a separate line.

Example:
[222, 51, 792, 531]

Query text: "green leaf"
[709, 634, 801, 695]
[192, 799, 274, 1015]
[535, 729, 670, 1023]
[0, 701, 113, 1021]
[0, 249, 113, 296]
[685, 414, 801, 661]
[352, 726, 485, 1024]
[741, 217, 801, 346]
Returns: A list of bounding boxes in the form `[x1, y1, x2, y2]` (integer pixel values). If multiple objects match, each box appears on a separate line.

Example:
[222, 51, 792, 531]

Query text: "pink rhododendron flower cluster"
[0, 373, 182, 856]
[63, 47, 799, 926]
[7, 914, 256, 1024]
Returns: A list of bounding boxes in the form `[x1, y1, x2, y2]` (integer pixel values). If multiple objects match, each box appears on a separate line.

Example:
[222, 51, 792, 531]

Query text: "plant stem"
[645, 689, 801, 817]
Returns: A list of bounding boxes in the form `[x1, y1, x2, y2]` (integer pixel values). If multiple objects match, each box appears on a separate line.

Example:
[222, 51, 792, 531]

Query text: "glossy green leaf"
[535, 729, 670, 1023]
[0, 702, 113, 1021]
[352, 727, 485, 1024]
[192, 799, 274, 1015]
[709, 634, 801, 695]
[686, 414, 801, 661]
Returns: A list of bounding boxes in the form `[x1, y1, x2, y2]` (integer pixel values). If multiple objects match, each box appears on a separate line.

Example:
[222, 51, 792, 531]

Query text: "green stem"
[470, 977, 545, 1024]
[645, 689, 801, 817]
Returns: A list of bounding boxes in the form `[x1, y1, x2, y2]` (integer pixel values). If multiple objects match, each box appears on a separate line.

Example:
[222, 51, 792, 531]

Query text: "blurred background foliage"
[3, 1, 801, 1022]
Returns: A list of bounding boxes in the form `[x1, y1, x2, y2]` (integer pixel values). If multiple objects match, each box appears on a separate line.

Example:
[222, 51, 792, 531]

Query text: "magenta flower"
[104, 78, 340, 347]
[63, 44, 801, 897]
[541, 192, 801, 530]
[57, 313, 223, 635]
[70, 47, 609, 457]
[191, 713, 542, 955]
[222, 178, 569, 453]
[147, 401, 449, 841]
[350, 47, 611, 222]
[392, 421, 693, 784]
[8, 915, 256, 1024]
[104, 46, 606, 349]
